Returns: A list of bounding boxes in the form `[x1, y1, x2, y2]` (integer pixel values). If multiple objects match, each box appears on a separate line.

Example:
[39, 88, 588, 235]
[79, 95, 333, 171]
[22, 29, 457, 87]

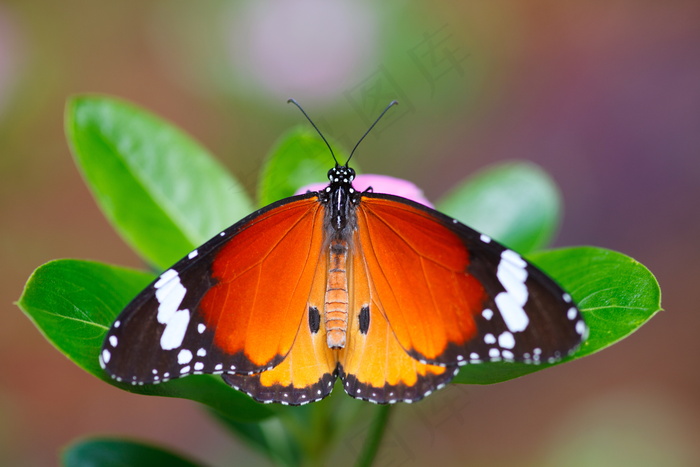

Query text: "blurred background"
[2, 1, 699, 465]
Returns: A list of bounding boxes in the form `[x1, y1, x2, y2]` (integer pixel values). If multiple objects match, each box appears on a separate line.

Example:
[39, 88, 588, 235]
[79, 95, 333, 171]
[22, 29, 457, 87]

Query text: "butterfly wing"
[100, 194, 332, 387]
[101, 185, 586, 405]
[351, 194, 586, 370]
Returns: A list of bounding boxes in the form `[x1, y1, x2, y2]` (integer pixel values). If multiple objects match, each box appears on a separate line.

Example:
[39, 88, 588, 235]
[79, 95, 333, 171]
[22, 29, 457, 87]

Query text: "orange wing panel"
[355, 196, 486, 366]
[198, 197, 326, 371]
[223, 222, 340, 405]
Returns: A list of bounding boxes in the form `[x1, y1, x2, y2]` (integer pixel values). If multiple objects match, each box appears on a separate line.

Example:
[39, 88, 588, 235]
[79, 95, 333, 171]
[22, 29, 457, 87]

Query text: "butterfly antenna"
[346, 100, 399, 166]
[287, 98, 339, 167]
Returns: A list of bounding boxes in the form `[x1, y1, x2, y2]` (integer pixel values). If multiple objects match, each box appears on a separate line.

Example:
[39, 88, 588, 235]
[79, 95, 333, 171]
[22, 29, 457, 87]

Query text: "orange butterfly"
[100, 101, 586, 405]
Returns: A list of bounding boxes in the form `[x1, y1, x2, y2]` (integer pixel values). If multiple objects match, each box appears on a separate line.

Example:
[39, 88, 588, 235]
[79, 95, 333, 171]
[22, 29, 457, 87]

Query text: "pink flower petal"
[295, 174, 433, 208]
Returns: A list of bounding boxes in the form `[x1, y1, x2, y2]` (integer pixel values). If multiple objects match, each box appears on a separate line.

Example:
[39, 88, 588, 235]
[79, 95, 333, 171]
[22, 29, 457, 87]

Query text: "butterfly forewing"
[100, 194, 326, 385]
[355, 194, 586, 368]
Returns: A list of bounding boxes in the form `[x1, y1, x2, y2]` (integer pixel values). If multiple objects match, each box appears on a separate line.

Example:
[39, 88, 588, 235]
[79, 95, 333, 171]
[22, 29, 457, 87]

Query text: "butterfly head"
[288, 97, 397, 197]
[327, 165, 356, 189]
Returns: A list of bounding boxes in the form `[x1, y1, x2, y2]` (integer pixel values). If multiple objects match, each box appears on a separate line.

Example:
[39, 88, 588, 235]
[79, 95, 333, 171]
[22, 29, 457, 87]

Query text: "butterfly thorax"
[321, 165, 359, 235]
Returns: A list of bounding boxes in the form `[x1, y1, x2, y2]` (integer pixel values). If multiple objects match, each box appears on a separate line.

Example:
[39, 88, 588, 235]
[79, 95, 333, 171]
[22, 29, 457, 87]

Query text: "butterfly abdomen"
[326, 240, 349, 348]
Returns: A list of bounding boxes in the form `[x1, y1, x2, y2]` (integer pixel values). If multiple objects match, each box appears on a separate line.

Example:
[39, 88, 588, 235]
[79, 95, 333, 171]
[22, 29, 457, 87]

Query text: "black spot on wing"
[359, 305, 370, 334]
[308, 306, 320, 334]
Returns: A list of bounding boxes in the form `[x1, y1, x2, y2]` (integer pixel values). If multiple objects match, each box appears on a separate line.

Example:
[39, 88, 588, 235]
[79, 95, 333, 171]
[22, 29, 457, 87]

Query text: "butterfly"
[100, 100, 587, 405]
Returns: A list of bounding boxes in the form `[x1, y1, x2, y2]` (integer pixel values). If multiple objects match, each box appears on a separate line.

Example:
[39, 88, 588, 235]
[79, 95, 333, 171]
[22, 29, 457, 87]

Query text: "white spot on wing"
[154, 269, 178, 288]
[480, 234, 492, 243]
[501, 249, 527, 268]
[154, 270, 187, 324]
[576, 320, 587, 336]
[101, 349, 111, 364]
[178, 349, 193, 364]
[154, 269, 198, 351]
[495, 293, 529, 332]
[188, 249, 199, 259]
[160, 309, 190, 350]
[497, 251, 528, 304]
[498, 331, 515, 349]
[495, 249, 530, 333]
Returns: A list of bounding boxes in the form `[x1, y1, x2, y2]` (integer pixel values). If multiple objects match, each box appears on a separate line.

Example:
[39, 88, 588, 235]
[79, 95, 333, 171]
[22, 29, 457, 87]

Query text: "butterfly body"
[100, 162, 586, 405]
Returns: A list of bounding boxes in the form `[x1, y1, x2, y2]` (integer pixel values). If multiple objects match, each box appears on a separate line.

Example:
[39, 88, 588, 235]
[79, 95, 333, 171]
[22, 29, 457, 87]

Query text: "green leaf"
[454, 246, 661, 384]
[257, 127, 351, 206]
[66, 95, 254, 269]
[531, 247, 662, 358]
[437, 162, 561, 253]
[18, 259, 273, 422]
[19, 259, 153, 376]
[62, 437, 202, 467]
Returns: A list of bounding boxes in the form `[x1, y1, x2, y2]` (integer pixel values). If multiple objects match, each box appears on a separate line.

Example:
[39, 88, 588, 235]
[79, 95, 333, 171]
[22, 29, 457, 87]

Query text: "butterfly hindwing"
[338, 240, 455, 404]
[222, 304, 338, 405]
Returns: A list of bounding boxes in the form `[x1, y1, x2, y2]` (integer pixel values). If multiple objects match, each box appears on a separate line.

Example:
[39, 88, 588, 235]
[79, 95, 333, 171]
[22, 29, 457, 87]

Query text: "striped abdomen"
[325, 240, 349, 348]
